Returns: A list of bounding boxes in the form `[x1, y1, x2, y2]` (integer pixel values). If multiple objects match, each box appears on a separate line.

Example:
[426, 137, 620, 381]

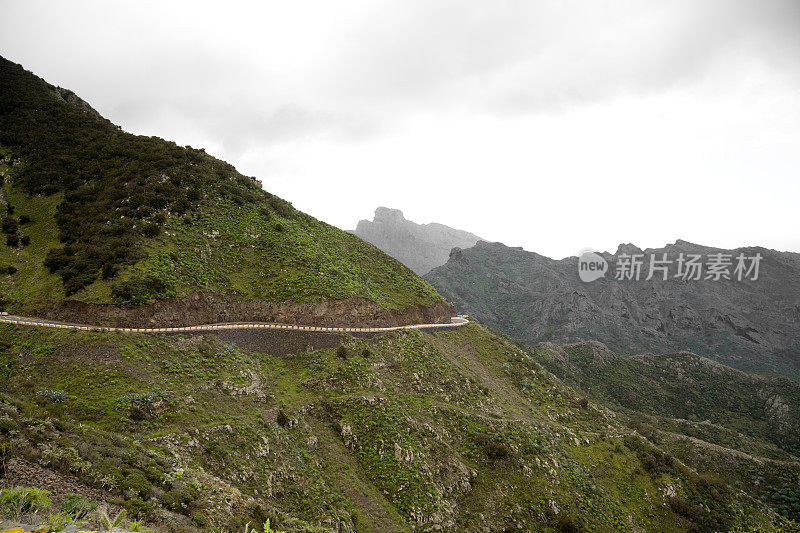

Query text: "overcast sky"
[1, 0, 799, 258]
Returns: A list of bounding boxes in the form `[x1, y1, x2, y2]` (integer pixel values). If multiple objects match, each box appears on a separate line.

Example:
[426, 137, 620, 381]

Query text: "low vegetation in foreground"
[0, 322, 795, 532]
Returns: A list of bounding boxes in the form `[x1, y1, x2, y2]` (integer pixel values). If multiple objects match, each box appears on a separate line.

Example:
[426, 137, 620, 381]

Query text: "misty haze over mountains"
[350, 207, 482, 275]
[356, 208, 800, 379]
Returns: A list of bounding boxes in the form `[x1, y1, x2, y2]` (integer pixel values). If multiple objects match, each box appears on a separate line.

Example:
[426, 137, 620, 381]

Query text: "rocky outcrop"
[32, 294, 455, 329]
[426, 240, 800, 379]
[48, 85, 102, 118]
[350, 207, 482, 275]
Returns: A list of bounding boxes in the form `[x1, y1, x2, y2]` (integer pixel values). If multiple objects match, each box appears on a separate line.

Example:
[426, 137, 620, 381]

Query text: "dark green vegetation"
[0, 56, 440, 311]
[533, 341, 800, 521]
[0, 322, 794, 532]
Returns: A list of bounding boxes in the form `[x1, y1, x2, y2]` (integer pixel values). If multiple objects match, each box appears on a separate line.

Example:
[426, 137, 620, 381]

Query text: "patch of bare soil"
[33, 295, 455, 329]
[0, 457, 109, 502]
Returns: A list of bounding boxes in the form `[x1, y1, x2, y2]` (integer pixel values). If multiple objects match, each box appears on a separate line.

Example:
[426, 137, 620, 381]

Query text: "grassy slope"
[0, 57, 441, 312]
[0, 162, 441, 311]
[0, 155, 64, 308]
[0, 323, 790, 532]
[532, 341, 800, 521]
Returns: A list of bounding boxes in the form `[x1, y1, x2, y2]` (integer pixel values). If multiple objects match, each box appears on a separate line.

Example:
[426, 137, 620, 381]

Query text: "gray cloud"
[318, 0, 800, 114]
[2, 0, 797, 149]
[1, 0, 799, 257]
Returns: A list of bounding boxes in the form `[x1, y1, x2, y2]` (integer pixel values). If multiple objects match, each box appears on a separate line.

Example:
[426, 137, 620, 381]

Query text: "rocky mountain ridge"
[426, 239, 800, 379]
[350, 207, 482, 275]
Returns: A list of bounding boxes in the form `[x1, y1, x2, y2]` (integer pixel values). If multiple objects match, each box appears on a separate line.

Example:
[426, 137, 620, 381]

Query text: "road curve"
[0, 312, 468, 334]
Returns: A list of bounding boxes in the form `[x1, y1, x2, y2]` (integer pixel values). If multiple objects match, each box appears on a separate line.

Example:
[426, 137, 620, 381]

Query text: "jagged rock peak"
[373, 206, 406, 222]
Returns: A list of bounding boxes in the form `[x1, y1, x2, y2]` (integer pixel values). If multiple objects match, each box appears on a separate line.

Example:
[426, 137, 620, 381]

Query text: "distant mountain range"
[350, 207, 482, 275]
[425, 240, 800, 379]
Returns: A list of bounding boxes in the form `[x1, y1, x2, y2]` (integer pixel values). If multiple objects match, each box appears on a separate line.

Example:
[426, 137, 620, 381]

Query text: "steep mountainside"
[0, 56, 447, 326]
[350, 207, 481, 275]
[532, 341, 800, 520]
[426, 240, 800, 379]
[1, 322, 793, 531]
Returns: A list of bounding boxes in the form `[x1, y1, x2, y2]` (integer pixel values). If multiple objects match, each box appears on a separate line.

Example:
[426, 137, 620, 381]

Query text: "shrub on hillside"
[101, 263, 119, 280]
[0, 436, 10, 476]
[111, 276, 171, 304]
[141, 222, 161, 238]
[36, 388, 67, 403]
[118, 388, 167, 420]
[161, 482, 200, 511]
[1, 216, 17, 234]
[0, 486, 51, 518]
[276, 409, 290, 428]
[58, 493, 98, 519]
[474, 433, 512, 462]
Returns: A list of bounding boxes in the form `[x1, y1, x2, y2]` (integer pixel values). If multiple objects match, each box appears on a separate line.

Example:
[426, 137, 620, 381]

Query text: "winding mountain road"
[0, 312, 468, 334]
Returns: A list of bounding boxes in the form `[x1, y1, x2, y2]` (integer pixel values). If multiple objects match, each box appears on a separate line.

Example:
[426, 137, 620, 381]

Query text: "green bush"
[36, 388, 67, 403]
[474, 433, 512, 462]
[118, 388, 167, 409]
[276, 410, 290, 428]
[0, 486, 51, 516]
[141, 223, 160, 238]
[58, 493, 98, 519]
[123, 470, 153, 497]
[191, 511, 208, 527]
[161, 483, 199, 511]
[101, 263, 119, 280]
[1, 216, 17, 234]
[123, 497, 153, 519]
[111, 276, 171, 304]
[45, 511, 75, 531]
[554, 513, 580, 533]
[0, 436, 10, 476]
[117, 388, 167, 420]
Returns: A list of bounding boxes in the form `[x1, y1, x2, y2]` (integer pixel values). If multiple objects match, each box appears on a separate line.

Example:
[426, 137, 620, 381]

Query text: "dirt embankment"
[33, 294, 455, 328]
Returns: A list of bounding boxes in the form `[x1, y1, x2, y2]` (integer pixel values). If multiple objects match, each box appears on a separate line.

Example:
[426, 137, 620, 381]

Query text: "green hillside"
[1, 322, 791, 532]
[0, 56, 441, 314]
[532, 341, 800, 521]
